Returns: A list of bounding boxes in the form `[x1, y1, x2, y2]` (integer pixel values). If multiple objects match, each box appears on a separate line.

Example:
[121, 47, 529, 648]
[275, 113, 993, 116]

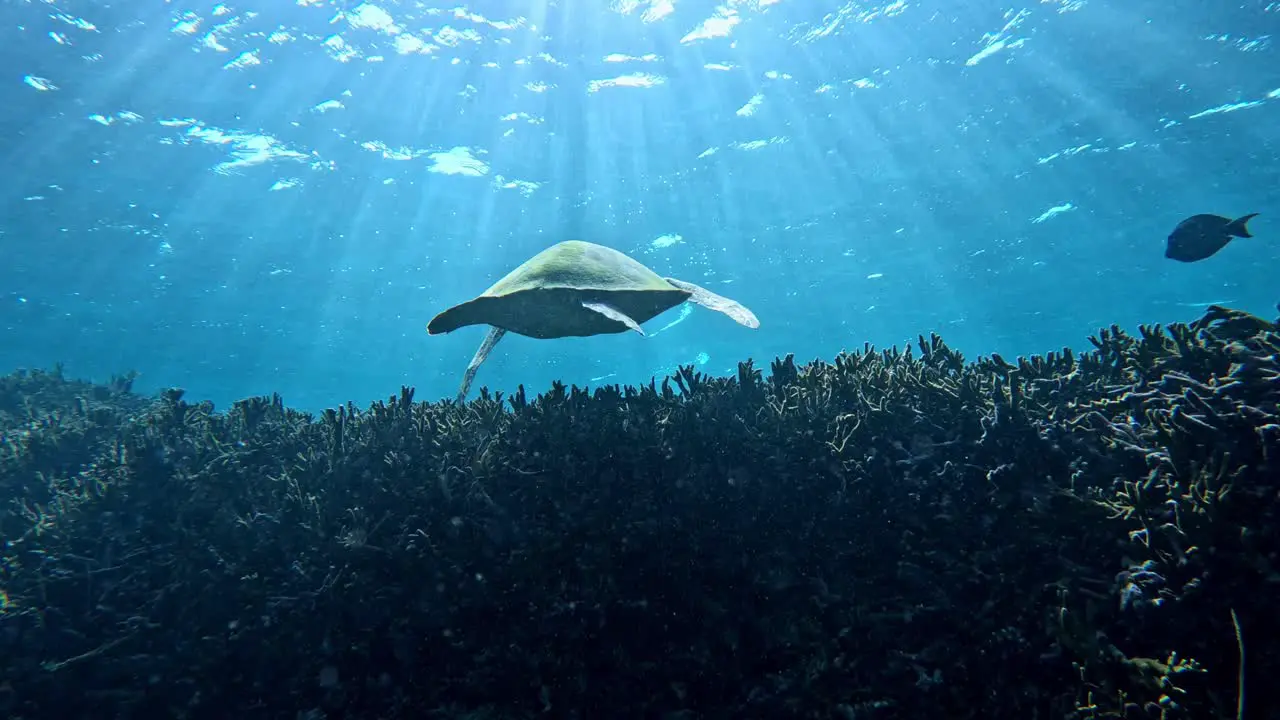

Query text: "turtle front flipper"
[581, 301, 646, 335]
[457, 326, 507, 403]
[664, 278, 760, 329]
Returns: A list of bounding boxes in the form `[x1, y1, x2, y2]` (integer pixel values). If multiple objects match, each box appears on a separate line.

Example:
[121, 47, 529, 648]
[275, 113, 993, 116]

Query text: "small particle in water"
[866, 272, 883, 280]
[695, 352, 710, 365]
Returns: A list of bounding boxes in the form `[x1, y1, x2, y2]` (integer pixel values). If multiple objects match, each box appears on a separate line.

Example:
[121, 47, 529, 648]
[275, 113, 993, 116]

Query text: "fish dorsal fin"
[664, 277, 760, 329]
[582, 301, 646, 335]
[456, 326, 507, 403]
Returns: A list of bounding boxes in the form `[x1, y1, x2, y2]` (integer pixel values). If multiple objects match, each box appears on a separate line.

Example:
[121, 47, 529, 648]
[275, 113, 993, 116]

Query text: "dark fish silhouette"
[1165, 213, 1259, 262]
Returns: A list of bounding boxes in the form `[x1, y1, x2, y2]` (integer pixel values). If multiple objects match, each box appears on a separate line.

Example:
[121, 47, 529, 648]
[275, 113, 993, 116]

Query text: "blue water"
[1, 1, 1277, 411]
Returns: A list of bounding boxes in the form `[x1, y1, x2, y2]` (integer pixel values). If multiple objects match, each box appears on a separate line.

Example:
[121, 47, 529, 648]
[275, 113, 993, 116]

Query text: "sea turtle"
[427, 240, 760, 402]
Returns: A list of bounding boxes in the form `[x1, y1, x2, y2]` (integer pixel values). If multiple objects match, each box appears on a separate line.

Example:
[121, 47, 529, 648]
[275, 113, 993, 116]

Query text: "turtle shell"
[426, 240, 691, 339]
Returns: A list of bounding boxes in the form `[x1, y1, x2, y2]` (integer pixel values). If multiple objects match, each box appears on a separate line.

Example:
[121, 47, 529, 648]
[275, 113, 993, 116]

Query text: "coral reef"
[0, 305, 1276, 719]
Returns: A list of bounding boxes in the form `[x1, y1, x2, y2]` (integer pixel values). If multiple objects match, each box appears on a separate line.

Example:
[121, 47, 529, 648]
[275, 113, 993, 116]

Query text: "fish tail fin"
[1227, 213, 1259, 238]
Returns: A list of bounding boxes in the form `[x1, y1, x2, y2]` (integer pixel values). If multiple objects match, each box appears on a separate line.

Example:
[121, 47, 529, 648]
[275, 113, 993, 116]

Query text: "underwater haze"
[1, 0, 1277, 411]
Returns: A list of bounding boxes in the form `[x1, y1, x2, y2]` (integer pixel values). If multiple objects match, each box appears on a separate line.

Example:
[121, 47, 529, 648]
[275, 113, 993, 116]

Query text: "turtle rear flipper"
[457, 326, 507, 403]
[582, 301, 646, 335]
[665, 277, 760, 329]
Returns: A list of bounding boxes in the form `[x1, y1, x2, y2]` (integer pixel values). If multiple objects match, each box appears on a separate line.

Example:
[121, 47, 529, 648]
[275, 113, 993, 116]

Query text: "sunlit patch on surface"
[1031, 203, 1076, 224]
[172, 12, 202, 35]
[168, 124, 316, 175]
[429, 147, 489, 177]
[732, 137, 789, 150]
[23, 75, 58, 91]
[613, 0, 677, 23]
[965, 8, 1029, 66]
[493, 176, 540, 195]
[681, 9, 741, 44]
[736, 93, 764, 117]
[587, 73, 666, 92]
[604, 52, 661, 63]
[1189, 100, 1267, 119]
[224, 51, 262, 70]
[345, 3, 401, 35]
[651, 234, 684, 250]
[794, 0, 908, 43]
[87, 111, 144, 126]
[361, 141, 426, 161]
